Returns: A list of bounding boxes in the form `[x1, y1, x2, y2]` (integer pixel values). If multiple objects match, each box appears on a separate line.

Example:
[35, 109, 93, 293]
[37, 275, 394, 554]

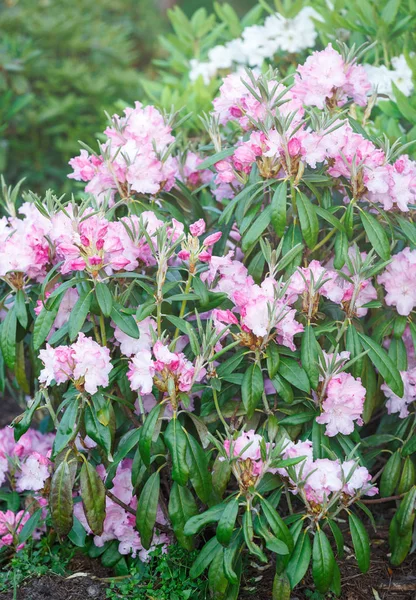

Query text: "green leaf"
[271, 181, 287, 237]
[18, 509, 42, 544]
[242, 205, 272, 252]
[190, 537, 222, 579]
[165, 417, 189, 486]
[0, 307, 16, 370]
[136, 471, 160, 550]
[327, 519, 344, 558]
[13, 393, 41, 441]
[15, 290, 28, 329]
[260, 497, 293, 552]
[216, 496, 240, 547]
[359, 211, 390, 261]
[315, 206, 345, 232]
[301, 325, 319, 390]
[197, 148, 235, 170]
[68, 516, 87, 548]
[278, 356, 310, 392]
[223, 534, 242, 585]
[392, 82, 416, 124]
[95, 282, 113, 317]
[349, 512, 370, 573]
[80, 461, 106, 535]
[139, 403, 162, 467]
[68, 291, 92, 341]
[270, 373, 294, 404]
[84, 404, 112, 457]
[334, 230, 348, 269]
[243, 510, 267, 562]
[50, 461, 73, 537]
[187, 433, 213, 503]
[312, 529, 335, 593]
[53, 401, 78, 455]
[110, 303, 139, 338]
[266, 342, 280, 379]
[381, 0, 401, 24]
[33, 303, 59, 350]
[358, 333, 404, 397]
[184, 504, 226, 536]
[287, 530, 312, 588]
[396, 486, 416, 535]
[241, 363, 264, 419]
[272, 572, 291, 600]
[168, 482, 198, 551]
[208, 547, 229, 598]
[296, 191, 319, 249]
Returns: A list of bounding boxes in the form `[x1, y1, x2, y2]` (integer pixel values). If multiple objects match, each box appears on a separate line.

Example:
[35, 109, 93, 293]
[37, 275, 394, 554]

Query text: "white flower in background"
[189, 7, 320, 83]
[364, 54, 414, 101]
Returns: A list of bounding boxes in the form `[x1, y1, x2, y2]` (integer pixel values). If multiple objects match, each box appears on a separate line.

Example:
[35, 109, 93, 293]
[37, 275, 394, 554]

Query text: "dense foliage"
[1, 2, 416, 599]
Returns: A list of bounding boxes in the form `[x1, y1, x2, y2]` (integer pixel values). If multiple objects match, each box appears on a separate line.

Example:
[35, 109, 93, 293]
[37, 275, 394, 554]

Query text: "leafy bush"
[0, 0, 164, 192]
[1, 3, 416, 600]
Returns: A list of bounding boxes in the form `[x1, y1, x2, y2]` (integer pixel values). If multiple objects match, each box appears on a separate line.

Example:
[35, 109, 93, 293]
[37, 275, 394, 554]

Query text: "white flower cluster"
[364, 55, 414, 100]
[189, 7, 320, 84]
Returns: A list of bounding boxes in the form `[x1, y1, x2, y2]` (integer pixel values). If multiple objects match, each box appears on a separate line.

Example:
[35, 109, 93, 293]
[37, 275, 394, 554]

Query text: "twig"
[105, 489, 171, 534]
[361, 493, 405, 505]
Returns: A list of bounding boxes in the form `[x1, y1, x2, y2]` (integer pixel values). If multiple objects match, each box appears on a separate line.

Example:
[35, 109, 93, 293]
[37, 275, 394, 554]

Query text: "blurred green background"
[0, 0, 248, 193]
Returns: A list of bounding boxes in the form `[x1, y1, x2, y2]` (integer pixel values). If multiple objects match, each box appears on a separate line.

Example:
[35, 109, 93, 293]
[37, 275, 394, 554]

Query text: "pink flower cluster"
[0, 510, 30, 549]
[292, 43, 371, 109]
[378, 248, 416, 315]
[0, 203, 51, 282]
[39, 333, 112, 395]
[278, 439, 377, 504]
[223, 429, 265, 477]
[382, 367, 416, 418]
[178, 219, 222, 264]
[204, 254, 303, 350]
[0, 427, 54, 493]
[127, 340, 204, 396]
[75, 460, 169, 560]
[317, 371, 366, 437]
[68, 102, 178, 202]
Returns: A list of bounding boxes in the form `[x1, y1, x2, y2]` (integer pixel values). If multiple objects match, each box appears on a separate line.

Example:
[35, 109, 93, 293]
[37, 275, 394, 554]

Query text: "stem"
[361, 493, 405, 505]
[290, 182, 297, 216]
[91, 316, 101, 345]
[42, 388, 58, 427]
[213, 387, 229, 434]
[99, 312, 107, 347]
[173, 270, 193, 346]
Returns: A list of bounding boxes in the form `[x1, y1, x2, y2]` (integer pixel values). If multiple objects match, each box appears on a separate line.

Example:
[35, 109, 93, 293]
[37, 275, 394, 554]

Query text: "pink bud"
[203, 232, 222, 247]
[199, 250, 212, 263]
[96, 238, 105, 250]
[178, 249, 191, 261]
[288, 137, 302, 157]
[189, 219, 206, 237]
[80, 235, 90, 247]
[89, 255, 102, 266]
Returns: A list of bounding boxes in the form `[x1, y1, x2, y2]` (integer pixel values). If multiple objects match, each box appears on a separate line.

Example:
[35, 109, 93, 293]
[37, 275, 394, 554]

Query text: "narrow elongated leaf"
[139, 403, 163, 466]
[243, 510, 267, 562]
[278, 356, 310, 392]
[50, 461, 73, 537]
[168, 481, 198, 550]
[33, 303, 59, 350]
[301, 325, 319, 389]
[396, 486, 416, 535]
[296, 191, 319, 249]
[165, 417, 189, 486]
[53, 401, 78, 455]
[110, 303, 139, 338]
[18, 509, 42, 544]
[15, 290, 28, 329]
[360, 211, 390, 261]
[241, 364, 263, 419]
[208, 547, 229, 598]
[260, 497, 293, 552]
[271, 181, 287, 237]
[242, 205, 272, 252]
[266, 342, 280, 379]
[184, 504, 226, 536]
[68, 291, 92, 341]
[187, 433, 213, 503]
[0, 307, 16, 370]
[286, 530, 312, 588]
[272, 572, 291, 600]
[80, 461, 106, 535]
[312, 529, 335, 593]
[216, 496, 240, 546]
[136, 471, 160, 549]
[358, 333, 404, 397]
[223, 534, 242, 585]
[84, 405, 112, 456]
[349, 512, 370, 573]
[190, 537, 222, 579]
[95, 282, 113, 317]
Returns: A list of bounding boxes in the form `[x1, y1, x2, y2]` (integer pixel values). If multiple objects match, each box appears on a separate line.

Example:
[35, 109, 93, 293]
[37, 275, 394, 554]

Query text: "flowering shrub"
[1, 35, 416, 600]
